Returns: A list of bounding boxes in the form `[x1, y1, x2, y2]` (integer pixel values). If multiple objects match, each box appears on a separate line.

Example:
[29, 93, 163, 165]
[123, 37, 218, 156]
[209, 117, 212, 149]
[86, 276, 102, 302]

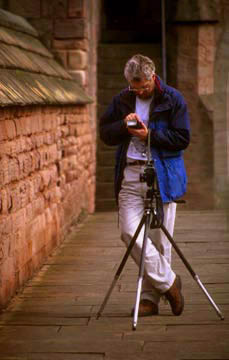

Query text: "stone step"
[97, 137, 117, 152]
[96, 182, 115, 199]
[97, 151, 116, 167]
[98, 55, 161, 75]
[98, 43, 162, 60]
[97, 166, 114, 182]
[96, 199, 118, 212]
[98, 74, 127, 89]
[98, 89, 125, 105]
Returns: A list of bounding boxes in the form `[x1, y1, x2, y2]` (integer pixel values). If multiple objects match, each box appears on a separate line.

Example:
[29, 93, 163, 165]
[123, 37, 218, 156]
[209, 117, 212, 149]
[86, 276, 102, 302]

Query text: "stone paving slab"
[0, 211, 228, 360]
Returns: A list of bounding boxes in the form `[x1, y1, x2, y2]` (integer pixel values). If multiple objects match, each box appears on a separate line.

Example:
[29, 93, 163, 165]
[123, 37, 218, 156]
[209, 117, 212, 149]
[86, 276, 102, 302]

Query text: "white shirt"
[127, 95, 153, 162]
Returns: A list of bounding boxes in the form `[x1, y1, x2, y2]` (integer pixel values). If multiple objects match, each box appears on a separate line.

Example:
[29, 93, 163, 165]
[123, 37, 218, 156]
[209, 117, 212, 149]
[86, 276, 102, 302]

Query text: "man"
[100, 54, 190, 316]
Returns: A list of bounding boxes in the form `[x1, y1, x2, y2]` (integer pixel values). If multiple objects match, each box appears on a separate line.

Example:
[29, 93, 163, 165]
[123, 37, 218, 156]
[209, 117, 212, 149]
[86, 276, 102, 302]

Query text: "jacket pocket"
[163, 156, 187, 199]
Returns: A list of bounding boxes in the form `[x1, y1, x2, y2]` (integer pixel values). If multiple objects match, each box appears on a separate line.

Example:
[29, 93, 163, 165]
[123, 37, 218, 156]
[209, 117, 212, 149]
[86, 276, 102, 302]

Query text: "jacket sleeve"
[150, 95, 190, 151]
[99, 96, 130, 146]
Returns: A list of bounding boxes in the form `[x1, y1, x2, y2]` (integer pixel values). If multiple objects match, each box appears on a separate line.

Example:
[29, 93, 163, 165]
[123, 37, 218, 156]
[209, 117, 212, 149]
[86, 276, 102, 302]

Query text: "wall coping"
[0, 9, 93, 106]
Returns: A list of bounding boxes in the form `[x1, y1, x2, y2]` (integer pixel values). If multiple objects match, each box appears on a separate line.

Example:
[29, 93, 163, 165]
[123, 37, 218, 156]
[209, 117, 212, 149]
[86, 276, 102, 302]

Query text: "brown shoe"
[164, 275, 184, 316]
[131, 299, 159, 317]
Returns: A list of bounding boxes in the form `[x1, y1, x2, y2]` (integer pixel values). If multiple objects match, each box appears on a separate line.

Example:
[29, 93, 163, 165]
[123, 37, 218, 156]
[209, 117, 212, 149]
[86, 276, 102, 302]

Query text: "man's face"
[128, 75, 155, 99]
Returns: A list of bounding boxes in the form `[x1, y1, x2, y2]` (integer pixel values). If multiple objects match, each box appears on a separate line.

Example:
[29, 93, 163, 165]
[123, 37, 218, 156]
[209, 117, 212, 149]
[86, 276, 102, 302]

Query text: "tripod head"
[139, 160, 156, 187]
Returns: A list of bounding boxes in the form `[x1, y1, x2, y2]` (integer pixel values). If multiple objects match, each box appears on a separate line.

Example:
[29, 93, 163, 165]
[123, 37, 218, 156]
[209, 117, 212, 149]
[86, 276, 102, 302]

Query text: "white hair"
[124, 54, 156, 82]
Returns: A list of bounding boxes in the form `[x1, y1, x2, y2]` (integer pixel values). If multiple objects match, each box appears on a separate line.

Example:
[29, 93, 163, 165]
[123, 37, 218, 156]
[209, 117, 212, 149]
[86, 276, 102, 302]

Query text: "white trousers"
[118, 164, 177, 305]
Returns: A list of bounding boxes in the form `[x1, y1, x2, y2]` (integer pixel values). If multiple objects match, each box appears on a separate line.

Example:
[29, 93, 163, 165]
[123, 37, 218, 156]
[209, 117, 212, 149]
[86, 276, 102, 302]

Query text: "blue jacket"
[100, 76, 191, 203]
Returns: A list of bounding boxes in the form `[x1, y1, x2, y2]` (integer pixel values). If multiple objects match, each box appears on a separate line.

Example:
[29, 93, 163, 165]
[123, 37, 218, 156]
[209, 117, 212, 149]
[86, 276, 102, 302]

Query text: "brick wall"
[0, 104, 95, 307]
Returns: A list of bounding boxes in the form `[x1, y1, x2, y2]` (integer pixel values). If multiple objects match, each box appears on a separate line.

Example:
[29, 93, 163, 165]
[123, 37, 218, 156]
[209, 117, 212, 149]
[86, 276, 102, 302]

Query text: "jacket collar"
[120, 75, 173, 112]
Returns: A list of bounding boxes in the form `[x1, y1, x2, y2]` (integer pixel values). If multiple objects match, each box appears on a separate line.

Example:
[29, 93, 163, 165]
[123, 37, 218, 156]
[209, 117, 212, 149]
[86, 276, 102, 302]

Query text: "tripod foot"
[132, 324, 137, 331]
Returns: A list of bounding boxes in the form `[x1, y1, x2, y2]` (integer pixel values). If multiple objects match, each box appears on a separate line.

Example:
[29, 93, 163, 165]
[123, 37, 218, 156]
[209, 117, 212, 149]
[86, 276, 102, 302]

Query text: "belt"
[127, 160, 147, 166]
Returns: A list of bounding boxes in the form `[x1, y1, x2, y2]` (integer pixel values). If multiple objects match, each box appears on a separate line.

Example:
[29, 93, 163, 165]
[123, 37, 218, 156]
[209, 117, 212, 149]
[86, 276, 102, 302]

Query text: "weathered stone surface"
[68, 50, 87, 70]
[54, 18, 88, 39]
[0, 105, 95, 308]
[173, 0, 219, 22]
[68, 0, 86, 18]
[0, 211, 228, 359]
[8, 0, 41, 19]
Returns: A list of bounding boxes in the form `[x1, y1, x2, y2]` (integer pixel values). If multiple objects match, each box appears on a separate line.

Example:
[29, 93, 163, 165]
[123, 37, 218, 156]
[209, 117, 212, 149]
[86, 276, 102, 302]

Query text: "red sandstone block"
[14, 118, 23, 136]
[45, 186, 62, 203]
[31, 196, 45, 219]
[6, 120, 16, 139]
[25, 214, 47, 255]
[30, 114, 42, 134]
[44, 206, 59, 249]
[43, 132, 56, 146]
[68, 50, 87, 70]
[49, 144, 59, 163]
[8, 157, 20, 183]
[40, 168, 52, 187]
[19, 180, 31, 208]
[60, 125, 70, 137]
[9, 184, 21, 213]
[0, 233, 12, 261]
[64, 145, 78, 156]
[31, 133, 44, 148]
[18, 259, 35, 288]
[25, 203, 33, 224]
[30, 151, 39, 171]
[68, 0, 85, 18]
[24, 136, 34, 152]
[54, 18, 88, 39]
[28, 176, 37, 202]
[0, 188, 9, 215]
[69, 69, 87, 86]
[48, 113, 59, 130]
[0, 157, 10, 185]
[0, 121, 12, 141]
[0, 215, 13, 236]
[12, 208, 26, 233]
[17, 153, 32, 178]
[68, 136, 78, 145]
[50, 164, 58, 184]
[42, 0, 67, 18]
[65, 170, 79, 182]
[69, 124, 78, 136]
[52, 38, 88, 51]
[18, 117, 32, 136]
[66, 114, 77, 124]
[8, 0, 41, 18]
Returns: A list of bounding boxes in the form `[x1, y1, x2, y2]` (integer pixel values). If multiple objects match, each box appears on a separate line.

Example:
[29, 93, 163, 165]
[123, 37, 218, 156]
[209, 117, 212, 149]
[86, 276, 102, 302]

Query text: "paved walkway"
[0, 211, 229, 360]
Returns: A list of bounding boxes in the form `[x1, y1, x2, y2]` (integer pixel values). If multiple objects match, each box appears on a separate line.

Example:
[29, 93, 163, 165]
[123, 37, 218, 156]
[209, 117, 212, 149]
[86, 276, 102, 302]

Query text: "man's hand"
[124, 113, 148, 141]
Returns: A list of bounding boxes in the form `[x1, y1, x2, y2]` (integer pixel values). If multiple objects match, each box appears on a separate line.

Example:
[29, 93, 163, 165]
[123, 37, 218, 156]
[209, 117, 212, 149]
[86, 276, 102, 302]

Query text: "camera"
[127, 119, 143, 129]
[140, 163, 155, 187]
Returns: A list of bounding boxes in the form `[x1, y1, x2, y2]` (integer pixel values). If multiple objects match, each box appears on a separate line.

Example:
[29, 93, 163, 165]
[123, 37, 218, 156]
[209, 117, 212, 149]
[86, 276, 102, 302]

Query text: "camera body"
[140, 163, 155, 187]
[127, 119, 143, 129]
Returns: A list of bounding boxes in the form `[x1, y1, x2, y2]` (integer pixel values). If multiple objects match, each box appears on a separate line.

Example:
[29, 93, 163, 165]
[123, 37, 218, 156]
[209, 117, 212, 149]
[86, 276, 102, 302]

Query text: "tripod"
[97, 141, 224, 330]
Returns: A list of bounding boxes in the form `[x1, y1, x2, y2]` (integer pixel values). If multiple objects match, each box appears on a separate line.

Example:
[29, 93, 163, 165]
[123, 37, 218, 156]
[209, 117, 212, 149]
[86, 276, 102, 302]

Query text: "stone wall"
[167, 4, 218, 209]
[0, 0, 99, 307]
[2, 0, 100, 123]
[0, 104, 95, 307]
[167, 0, 229, 210]
[213, 0, 229, 209]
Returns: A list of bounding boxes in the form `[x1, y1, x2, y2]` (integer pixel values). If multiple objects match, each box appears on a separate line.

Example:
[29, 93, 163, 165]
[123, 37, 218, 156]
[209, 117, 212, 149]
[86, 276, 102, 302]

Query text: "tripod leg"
[96, 215, 146, 319]
[161, 224, 224, 320]
[132, 210, 151, 330]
